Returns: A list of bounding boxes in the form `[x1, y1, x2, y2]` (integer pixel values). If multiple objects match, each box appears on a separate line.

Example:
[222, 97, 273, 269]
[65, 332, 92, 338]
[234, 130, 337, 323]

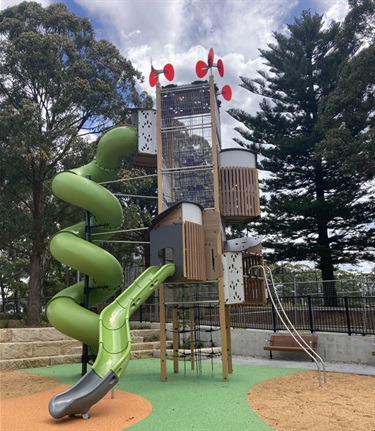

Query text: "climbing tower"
[148, 51, 265, 381]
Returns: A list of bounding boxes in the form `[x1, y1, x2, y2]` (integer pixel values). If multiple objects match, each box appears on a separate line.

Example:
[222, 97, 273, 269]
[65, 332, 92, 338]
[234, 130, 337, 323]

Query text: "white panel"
[224, 236, 262, 252]
[138, 110, 157, 154]
[222, 252, 245, 304]
[219, 149, 256, 168]
[181, 202, 203, 224]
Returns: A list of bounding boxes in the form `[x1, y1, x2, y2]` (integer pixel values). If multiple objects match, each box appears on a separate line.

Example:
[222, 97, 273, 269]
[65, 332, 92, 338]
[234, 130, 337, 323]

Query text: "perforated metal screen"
[160, 82, 219, 209]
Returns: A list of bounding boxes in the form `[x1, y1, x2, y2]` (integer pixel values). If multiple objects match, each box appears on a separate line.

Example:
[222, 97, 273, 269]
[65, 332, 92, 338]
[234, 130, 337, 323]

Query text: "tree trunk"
[0, 284, 6, 313]
[143, 242, 151, 268]
[316, 223, 338, 306]
[320, 245, 337, 307]
[26, 178, 45, 327]
[27, 245, 44, 326]
[315, 160, 338, 307]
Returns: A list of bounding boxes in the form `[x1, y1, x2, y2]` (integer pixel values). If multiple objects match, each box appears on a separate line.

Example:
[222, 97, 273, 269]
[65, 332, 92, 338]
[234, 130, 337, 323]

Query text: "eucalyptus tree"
[0, 2, 152, 325]
[107, 166, 158, 271]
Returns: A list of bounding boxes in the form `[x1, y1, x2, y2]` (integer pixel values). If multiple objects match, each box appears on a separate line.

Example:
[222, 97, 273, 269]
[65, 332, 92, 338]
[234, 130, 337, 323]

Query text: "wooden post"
[189, 306, 195, 370]
[172, 289, 179, 374]
[209, 75, 231, 381]
[159, 283, 167, 381]
[155, 82, 168, 381]
[156, 82, 163, 212]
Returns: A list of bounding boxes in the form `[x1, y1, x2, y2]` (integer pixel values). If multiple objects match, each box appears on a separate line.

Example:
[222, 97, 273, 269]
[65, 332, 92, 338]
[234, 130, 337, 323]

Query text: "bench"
[264, 335, 318, 359]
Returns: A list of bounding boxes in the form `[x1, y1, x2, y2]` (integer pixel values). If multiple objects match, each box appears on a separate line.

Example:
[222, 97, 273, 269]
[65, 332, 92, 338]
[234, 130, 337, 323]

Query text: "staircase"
[0, 327, 162, 371]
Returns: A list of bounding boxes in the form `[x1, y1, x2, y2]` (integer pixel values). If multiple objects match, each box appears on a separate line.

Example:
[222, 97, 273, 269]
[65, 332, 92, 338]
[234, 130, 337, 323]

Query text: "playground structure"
[45, 127, 176, 418]
[46, 48, 326, 420]
[148, 62, 266, 381]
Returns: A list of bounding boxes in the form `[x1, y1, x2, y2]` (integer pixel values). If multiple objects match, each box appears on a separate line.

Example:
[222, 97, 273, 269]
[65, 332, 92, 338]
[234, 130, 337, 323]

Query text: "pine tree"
[228, 9, 375, 305]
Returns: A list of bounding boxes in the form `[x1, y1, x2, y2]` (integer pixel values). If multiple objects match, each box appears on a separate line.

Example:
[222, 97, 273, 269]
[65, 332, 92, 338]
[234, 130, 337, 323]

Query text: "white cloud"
[73, 0, 303, 148]
[321, 0, 349, 23]
[1, 0, 350, 149]
[1, 0, 53, 10]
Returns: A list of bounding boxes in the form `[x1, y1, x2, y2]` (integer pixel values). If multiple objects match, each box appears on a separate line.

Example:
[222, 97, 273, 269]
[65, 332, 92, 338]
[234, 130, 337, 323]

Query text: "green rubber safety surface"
[28, 359, 302, 431]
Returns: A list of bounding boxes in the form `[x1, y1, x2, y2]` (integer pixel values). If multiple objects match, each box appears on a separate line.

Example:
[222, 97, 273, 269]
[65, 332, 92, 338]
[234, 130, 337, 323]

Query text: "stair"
[0, 327, 162, 371]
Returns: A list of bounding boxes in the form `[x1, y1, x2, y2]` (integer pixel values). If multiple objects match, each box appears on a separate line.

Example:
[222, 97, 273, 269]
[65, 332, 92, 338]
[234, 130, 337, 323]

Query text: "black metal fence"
[1, 293, 374, 336]
[229, 295, 375, 335]
[129, 295, 375, 336]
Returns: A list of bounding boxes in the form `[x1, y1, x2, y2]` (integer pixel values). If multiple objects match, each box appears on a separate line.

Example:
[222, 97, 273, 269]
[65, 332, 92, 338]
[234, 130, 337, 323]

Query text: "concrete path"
[226, 355, 375, 376]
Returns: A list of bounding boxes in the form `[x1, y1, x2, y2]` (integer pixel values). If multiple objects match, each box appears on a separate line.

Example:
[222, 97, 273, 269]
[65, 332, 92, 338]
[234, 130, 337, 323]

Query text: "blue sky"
[1, 0, 350, 148]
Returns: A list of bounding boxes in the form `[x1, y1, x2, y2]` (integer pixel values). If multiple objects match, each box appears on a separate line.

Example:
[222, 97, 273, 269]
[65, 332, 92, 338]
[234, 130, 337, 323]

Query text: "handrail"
[250, 265, 327, 386]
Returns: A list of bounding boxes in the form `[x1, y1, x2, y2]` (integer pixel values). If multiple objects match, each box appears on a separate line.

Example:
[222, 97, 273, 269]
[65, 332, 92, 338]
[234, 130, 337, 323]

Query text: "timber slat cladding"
[219, 167, 260, 222]
[184, 222, 206, 280]
[203, 209, 223, 280]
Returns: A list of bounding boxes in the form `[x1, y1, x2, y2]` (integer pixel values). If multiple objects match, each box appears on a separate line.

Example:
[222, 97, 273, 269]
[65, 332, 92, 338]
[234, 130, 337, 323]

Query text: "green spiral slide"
[46, 126, 175, 419]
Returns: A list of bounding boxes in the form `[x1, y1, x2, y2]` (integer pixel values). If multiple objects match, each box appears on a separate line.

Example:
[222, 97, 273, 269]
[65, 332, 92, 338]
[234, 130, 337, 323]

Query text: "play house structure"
[143, 49, 266, 381]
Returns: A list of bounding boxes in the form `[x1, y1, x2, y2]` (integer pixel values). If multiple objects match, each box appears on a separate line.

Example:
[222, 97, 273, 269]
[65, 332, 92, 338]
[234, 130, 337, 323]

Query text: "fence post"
[307, 296, 314, 333]
[271, 302, 277, 332]
[344, 297, 351, 336]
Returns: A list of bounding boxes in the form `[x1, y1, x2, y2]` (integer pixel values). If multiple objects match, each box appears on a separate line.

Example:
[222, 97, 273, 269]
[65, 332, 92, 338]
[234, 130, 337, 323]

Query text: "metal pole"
[307, 296, 314, 333]
[344, 296, 351, 336]
[361, 276, 367, 334]
[82, 176, 91, 376]
[271, 301, 277, 332]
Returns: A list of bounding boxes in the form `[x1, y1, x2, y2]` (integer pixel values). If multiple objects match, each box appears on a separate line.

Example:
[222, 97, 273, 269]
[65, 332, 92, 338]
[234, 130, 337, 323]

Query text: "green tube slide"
[48, 264, 175, 419]
[45, 126, 175, 419]
[47, 126, 138, 346]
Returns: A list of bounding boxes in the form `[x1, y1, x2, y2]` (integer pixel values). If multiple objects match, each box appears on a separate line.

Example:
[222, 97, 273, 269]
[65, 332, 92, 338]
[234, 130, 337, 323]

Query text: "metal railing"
[126, 295, 375, 336]
[229, 295, 375, 335]
[1, 292, 374, 336]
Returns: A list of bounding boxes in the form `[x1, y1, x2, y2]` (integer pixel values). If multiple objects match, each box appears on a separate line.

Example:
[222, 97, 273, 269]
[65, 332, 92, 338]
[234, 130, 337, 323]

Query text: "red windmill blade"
[217, 84, 232, 101]
[217, 59, 224, 77]
[163, 63, 175, 81]
[149, 63, 175, 87]
[196, 60, 208, 78]
[149, 66, 159, 87]
[195, 47, 225, 79]
[207, 47, 214, 67]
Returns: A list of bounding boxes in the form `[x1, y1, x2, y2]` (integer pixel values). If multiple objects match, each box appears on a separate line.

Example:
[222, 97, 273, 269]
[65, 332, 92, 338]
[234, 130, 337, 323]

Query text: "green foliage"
[103, 166, 158, 270]
[228, 7, 375, 285]
[0, 1, 151, 326]
[317, 43, 375, 181]
[0, 248, 29, 313]
[180, 337, 204, 350]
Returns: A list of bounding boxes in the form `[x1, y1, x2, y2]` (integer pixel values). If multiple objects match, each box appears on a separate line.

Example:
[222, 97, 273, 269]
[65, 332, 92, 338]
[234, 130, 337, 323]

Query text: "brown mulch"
[0, 370, 60, 399]
[1, 369, 374, 431]
[0, 370, 152, 431]
[249, 370, 375, 431]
